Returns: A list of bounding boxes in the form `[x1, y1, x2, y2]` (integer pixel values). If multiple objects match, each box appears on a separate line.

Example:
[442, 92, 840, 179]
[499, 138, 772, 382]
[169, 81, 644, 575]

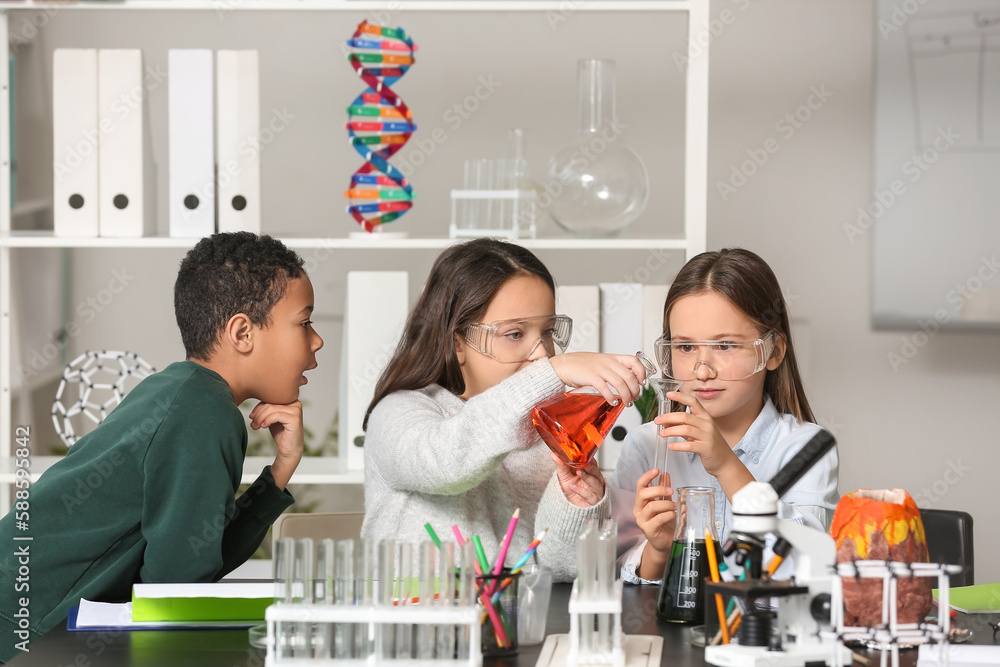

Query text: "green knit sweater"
[0, 361, 294, 661]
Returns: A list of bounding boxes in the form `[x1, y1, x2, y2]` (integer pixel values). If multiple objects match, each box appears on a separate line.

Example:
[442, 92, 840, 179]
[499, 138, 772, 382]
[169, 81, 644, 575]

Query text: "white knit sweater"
[361, 357, 611, 582]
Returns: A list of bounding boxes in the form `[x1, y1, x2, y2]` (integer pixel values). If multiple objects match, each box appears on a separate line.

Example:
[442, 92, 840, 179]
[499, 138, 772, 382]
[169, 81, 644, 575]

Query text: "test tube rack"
[829, 560, 962, 667]
[265, 602, 482, 667]
[449, 188, 537, 240]
[266, 537, 483, 667]
[567, 578, 626, 667]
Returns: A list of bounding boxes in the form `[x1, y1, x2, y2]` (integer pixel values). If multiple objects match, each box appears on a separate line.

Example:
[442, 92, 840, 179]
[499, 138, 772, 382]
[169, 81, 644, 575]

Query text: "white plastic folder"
[216, 50, 260, 233]
[53, 49, 100, 237]
[97, 49, 156, 237]
[168, 49, 215, 238]
[339, 271, 408, 471]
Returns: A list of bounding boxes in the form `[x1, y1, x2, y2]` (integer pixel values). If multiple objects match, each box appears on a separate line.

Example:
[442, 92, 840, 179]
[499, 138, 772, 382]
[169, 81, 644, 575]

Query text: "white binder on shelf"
[53, 49, 99, 237]
[168, 49, 215, 238]
[339, 272, 409, 471]
[97, 49, 155, 237]
[598, 283, 645, 472]
[216, 50, 260, 233]
[555, 285, 600, 354]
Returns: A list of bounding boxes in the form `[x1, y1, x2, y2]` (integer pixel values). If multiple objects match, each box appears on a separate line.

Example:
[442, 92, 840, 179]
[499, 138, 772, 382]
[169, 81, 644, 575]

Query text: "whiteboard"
[871, 0, 1000, 329]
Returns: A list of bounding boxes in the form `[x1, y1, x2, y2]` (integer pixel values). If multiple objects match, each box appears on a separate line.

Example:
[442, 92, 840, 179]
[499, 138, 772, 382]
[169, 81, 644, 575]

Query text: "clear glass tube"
[416, 541, 435, 659]
[396, 542, 413, 658]
[293, 538, 314, 658]
[334, 539, 354, 659]
[354, 540, 375, 659]
[436, 542, 456, 659]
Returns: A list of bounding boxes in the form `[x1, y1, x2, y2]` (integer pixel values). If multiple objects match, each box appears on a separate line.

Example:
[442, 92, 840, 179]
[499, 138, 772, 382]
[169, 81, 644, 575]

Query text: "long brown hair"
[662, 248, 814, 423]
[363, 238, 556, 429]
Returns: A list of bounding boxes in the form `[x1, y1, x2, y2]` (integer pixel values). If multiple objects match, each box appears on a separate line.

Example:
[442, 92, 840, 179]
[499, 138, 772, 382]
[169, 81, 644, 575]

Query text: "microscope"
[704, 430, 851, 667]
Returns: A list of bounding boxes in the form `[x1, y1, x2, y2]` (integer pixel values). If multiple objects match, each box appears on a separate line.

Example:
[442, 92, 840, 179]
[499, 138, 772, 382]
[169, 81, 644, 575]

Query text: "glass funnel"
[546, 59, 649, 236]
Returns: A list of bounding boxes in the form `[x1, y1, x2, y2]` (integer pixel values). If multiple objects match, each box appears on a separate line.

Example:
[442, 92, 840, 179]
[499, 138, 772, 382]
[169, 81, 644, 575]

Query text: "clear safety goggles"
[654, 331, 776, 381]
[463, 314, 573, 364]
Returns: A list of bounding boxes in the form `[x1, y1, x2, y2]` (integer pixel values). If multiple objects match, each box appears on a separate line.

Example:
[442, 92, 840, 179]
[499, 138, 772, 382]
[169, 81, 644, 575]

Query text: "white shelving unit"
[0, 0, 709, 513]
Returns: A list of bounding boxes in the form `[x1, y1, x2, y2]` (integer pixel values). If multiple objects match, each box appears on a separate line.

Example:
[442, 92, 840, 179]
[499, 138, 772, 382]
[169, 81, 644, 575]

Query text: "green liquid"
[656, 539, 720, 624]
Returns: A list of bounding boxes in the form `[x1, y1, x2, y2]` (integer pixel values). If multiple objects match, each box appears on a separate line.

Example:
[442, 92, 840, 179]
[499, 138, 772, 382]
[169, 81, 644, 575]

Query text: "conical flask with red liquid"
[530, 352, 658, 469]
[531, 388, 625, 469]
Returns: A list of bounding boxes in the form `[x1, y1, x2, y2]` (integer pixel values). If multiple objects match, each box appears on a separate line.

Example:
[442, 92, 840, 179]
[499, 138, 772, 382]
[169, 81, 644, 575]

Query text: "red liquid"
[531, 392, 625, 468]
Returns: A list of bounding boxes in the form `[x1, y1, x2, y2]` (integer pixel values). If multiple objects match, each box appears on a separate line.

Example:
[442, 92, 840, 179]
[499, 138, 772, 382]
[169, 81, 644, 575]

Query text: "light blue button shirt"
[609, 397, 840, 584]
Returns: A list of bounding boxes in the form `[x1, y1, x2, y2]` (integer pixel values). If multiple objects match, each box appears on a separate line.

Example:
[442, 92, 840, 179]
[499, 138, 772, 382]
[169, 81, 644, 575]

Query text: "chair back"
[272, 512, 366, 554]
[920, 508, 974, 587]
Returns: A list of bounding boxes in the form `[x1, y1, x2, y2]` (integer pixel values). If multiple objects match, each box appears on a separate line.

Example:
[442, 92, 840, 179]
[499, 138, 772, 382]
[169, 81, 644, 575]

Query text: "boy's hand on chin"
[249, 400, 304, 490]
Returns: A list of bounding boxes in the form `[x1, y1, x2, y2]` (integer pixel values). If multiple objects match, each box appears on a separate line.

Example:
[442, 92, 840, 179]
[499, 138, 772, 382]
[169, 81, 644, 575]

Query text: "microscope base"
[705, 643, 852, 667]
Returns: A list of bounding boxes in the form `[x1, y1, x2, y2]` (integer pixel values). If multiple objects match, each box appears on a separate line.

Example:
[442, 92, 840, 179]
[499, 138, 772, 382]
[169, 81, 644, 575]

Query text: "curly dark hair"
[174, 232, 305, 360]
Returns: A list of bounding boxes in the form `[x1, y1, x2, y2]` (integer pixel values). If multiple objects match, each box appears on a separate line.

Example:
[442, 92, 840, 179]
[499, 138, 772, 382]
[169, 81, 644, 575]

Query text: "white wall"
[9, 1, 997, 581]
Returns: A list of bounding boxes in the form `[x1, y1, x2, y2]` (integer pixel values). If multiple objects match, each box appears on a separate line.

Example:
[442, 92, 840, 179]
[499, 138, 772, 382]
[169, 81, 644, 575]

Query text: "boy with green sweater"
[0, 232, 324, 661]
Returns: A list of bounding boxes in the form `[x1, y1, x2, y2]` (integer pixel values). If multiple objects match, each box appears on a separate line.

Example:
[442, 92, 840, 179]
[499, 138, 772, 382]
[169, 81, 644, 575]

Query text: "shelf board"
[0, 1, 691, 12]
[0, 455, 364, 485]
[0, 230, 690, 251]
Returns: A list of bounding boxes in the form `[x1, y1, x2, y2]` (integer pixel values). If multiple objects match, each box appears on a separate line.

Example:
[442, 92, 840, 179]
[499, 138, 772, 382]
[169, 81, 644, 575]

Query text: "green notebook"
[131, 582, 273, 622]
[932, 582, 1000, 614]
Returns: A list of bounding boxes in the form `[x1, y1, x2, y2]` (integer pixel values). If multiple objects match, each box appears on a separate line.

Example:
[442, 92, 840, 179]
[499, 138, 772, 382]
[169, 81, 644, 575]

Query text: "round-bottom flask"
[546, 59, 648, 237]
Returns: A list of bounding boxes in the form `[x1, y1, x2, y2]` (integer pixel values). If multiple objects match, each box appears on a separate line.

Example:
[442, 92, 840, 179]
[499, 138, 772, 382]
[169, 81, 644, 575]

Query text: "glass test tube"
[377, 540, 396, 660]
[355, 540, 375, 660]
[416, 541, 435, 659]
[577, 519, 596, 654]
[596, 520, 617, 655]
[456, 542, 475, 660]
[293, 538, 314, 658]
[273, 537, 295, 660]
[314, 539, 335, 659]
[334, 539, 355, 659]
[436, 542, 456, 659]
[396, 542, 413, 658]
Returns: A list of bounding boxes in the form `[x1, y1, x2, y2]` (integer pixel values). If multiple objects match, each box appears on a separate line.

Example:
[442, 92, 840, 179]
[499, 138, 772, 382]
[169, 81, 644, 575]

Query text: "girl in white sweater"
[361, 238, 648, 581]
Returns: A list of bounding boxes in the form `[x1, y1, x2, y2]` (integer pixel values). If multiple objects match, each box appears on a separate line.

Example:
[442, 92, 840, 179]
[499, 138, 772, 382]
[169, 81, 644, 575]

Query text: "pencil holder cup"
[517, 564, 552, 646]
[477, 568, 520, 657]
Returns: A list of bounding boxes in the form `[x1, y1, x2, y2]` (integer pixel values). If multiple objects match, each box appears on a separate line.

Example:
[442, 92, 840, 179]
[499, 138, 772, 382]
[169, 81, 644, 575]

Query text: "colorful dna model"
[344, 21, 417, 233]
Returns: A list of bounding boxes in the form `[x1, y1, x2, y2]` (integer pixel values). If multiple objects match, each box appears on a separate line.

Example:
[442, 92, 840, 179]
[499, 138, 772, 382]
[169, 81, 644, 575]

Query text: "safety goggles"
[654, 331, 777, 381]
[463, 315, 573, 364]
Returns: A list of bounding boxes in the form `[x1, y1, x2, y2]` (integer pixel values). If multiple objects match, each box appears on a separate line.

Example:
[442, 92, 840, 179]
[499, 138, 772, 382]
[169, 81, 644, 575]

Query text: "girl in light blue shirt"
[610, 248, 840, 584]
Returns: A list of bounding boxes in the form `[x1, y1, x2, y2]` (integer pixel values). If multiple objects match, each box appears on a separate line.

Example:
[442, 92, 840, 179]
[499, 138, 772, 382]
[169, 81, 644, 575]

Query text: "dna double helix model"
[344, 21, 417, 233]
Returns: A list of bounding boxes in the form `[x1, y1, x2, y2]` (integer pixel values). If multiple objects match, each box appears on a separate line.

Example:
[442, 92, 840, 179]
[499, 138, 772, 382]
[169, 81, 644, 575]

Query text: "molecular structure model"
[51, 350, 155, 447]
[343, 21, 417, 232]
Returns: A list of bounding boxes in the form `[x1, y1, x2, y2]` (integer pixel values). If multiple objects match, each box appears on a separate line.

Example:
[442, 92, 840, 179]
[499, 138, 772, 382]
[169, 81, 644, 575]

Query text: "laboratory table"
[8, 583, 995, 666]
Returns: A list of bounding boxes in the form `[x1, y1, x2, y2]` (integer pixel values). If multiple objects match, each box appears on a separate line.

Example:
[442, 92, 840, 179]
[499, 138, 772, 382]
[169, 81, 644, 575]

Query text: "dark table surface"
[8, 583, 997, 666]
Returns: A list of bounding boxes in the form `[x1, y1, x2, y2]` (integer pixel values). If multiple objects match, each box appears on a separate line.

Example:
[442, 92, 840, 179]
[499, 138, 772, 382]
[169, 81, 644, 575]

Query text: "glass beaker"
[656, 486, 721, 624]
[531, 352, 657, 469]
[546, 59, 649, 236]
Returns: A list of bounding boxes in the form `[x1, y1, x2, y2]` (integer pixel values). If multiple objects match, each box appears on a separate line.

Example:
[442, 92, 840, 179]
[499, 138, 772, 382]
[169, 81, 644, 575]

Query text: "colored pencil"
[424, 523, 442, 549]
[705, 529, 729, 645]
[452, 526, 510, 648]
